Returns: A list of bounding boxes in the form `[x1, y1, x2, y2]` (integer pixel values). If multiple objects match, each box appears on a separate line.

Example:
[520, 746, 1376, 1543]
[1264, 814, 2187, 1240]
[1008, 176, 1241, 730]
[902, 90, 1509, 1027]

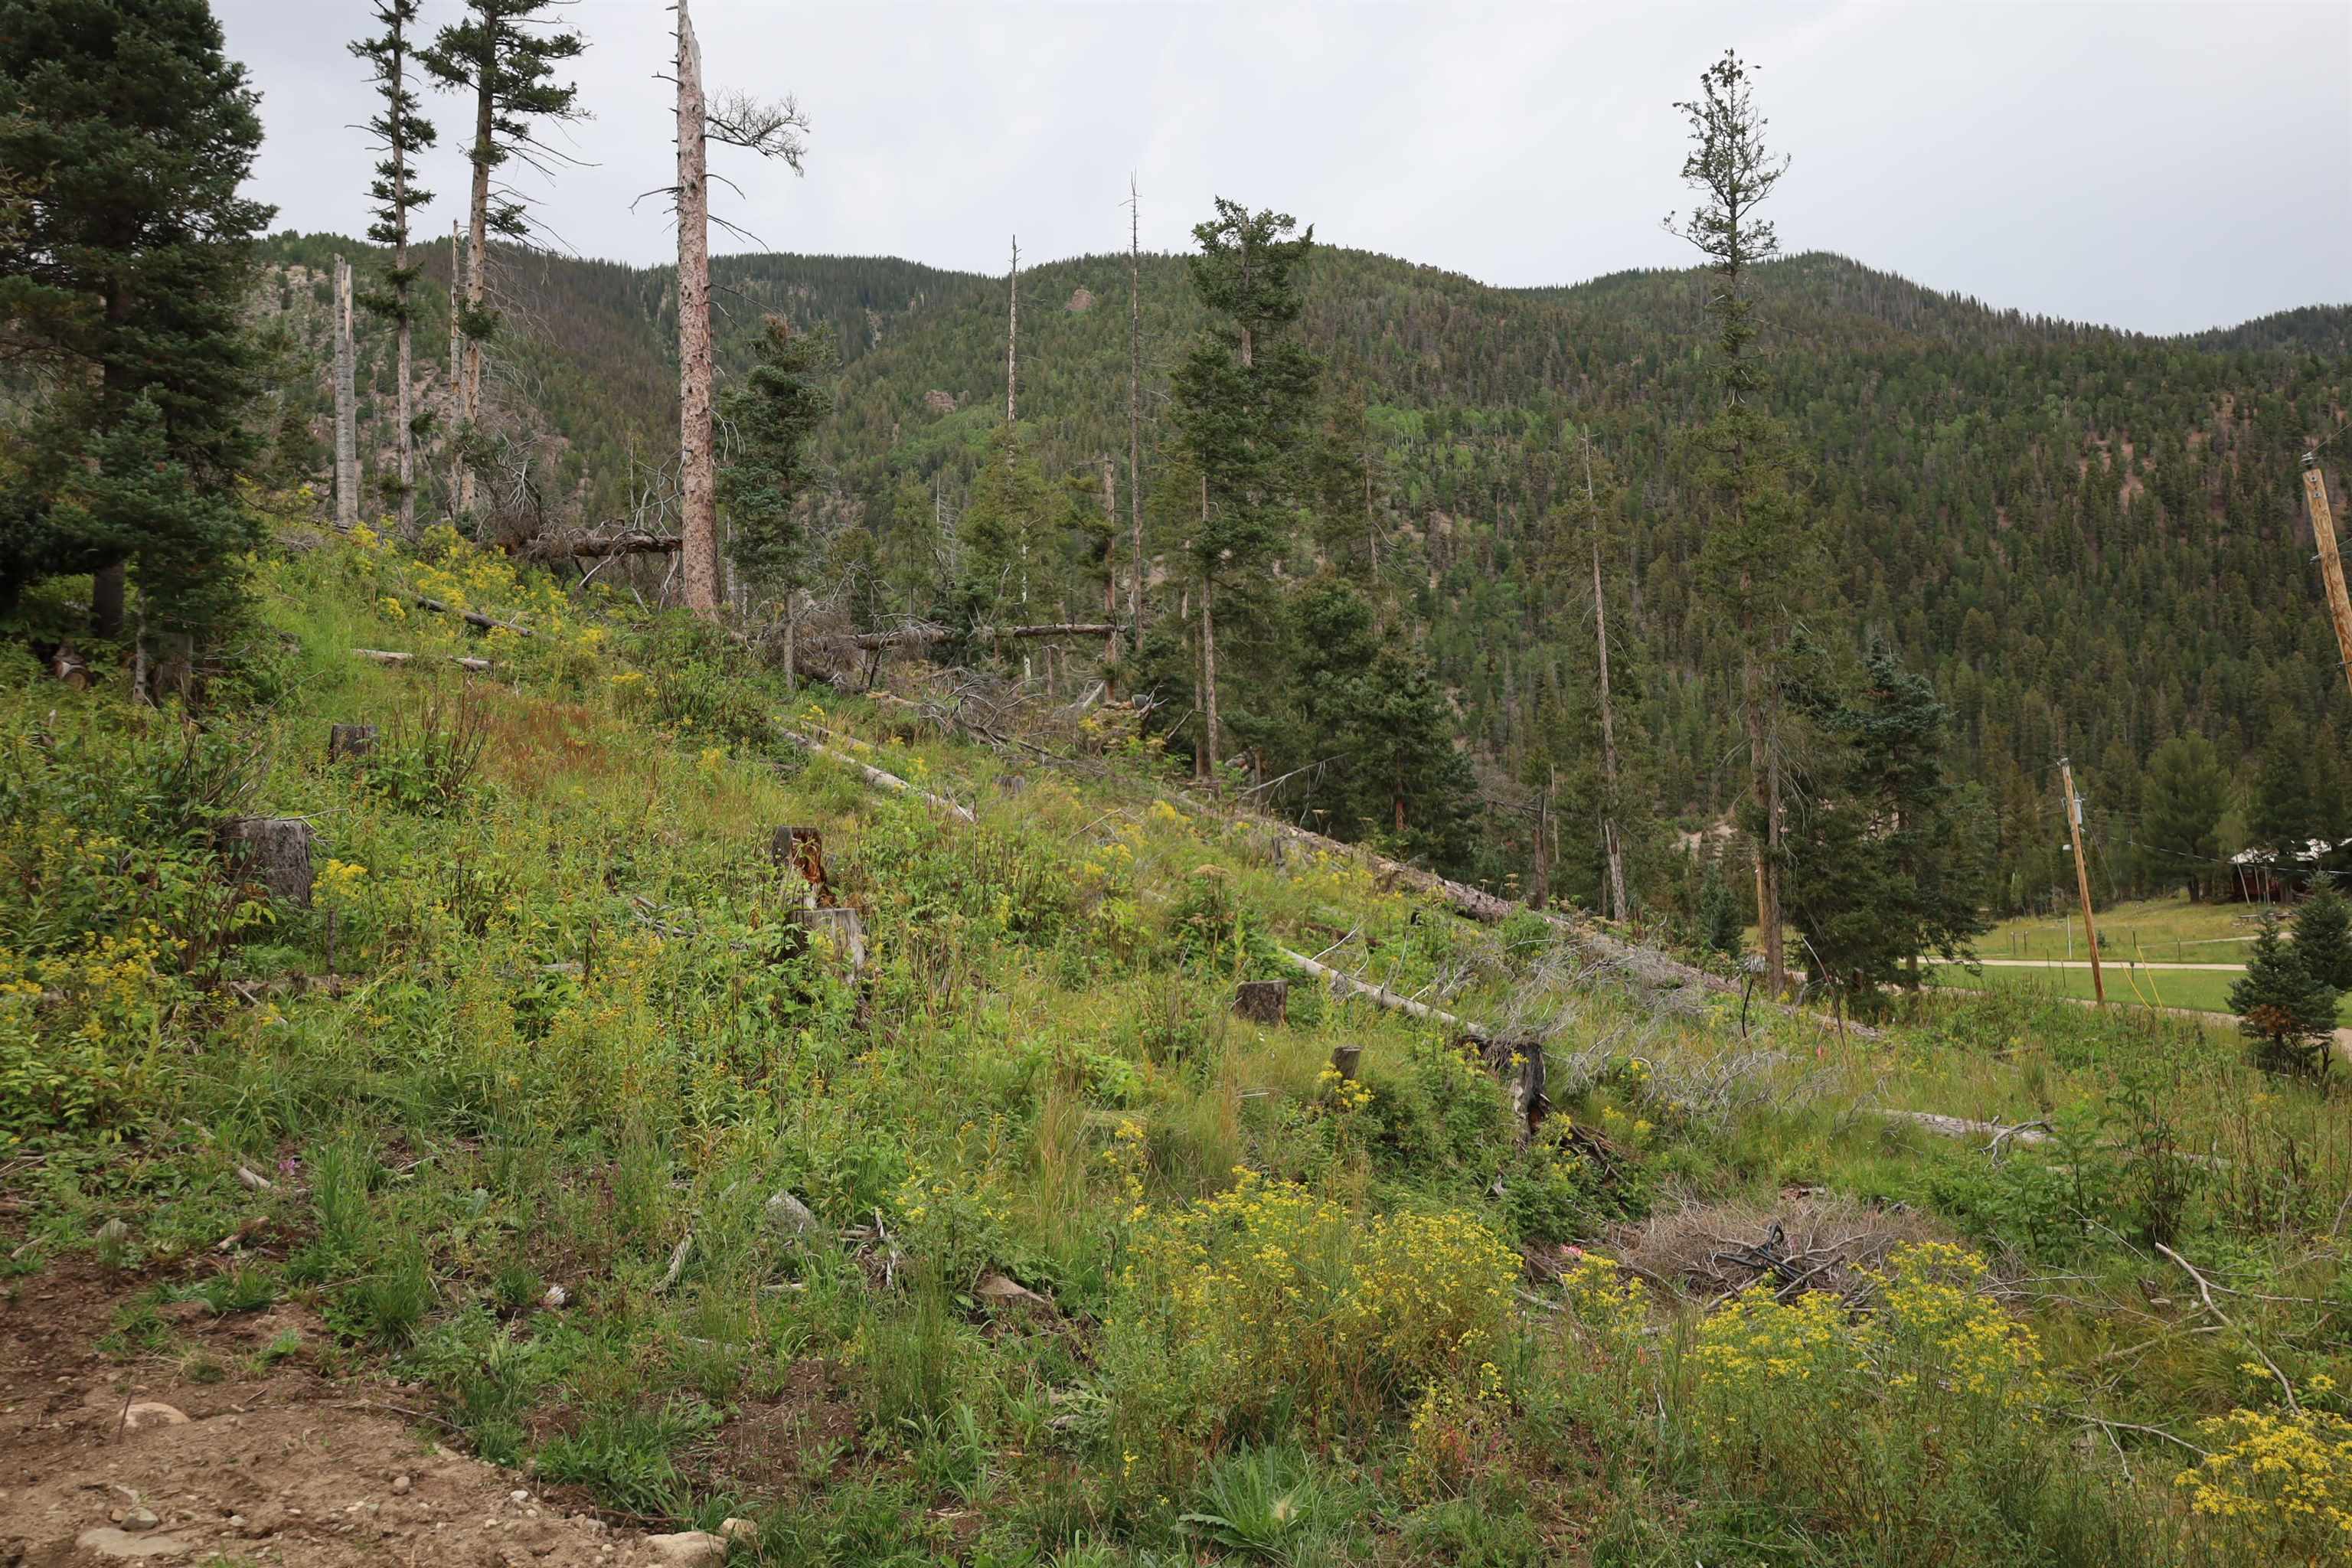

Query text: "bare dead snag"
[1233, 979, 1288, 1026]
[217, 817, 315, 908]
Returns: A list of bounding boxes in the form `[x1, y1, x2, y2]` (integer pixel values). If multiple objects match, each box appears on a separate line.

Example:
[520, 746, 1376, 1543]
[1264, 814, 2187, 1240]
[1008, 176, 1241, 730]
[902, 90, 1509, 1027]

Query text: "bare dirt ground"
[0, 1257, 688, 1567]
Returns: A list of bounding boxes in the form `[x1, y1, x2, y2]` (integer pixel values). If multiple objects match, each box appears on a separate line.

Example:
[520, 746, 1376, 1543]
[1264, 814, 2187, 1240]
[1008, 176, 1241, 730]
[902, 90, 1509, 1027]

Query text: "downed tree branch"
[777, 725, 976, 825]
[1280, 946, 1489, 1042]
[411, 593, 532, 636]
[2157, 1241, 2298, 1413]
[518, 530, 682, 561]
[353, 648, 493, 675]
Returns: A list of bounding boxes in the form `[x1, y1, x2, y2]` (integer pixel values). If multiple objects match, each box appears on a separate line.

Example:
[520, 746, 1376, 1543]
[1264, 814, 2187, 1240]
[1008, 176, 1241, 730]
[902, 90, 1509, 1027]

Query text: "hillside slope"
[4, 521, 2348, 1564]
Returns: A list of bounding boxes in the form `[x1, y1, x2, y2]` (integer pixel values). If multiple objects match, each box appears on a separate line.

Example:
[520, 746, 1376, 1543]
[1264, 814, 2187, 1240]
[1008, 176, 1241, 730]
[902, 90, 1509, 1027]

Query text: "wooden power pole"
[2060, 756, 2105, 1004]
[2304, 455, 2352, 704]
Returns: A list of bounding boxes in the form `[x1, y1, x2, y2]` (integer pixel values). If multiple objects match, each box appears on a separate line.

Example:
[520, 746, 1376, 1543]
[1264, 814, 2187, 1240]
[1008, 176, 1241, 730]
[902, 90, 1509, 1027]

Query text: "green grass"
[1932, 959, 2352, 1024]
[1976, 892, 2268, 965]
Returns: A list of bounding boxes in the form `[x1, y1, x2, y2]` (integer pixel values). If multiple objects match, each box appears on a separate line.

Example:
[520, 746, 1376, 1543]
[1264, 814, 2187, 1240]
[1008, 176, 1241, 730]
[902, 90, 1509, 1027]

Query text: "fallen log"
[518, 530, 681, 561]
[1280, 946, 1490, 1042]
[777, 725, 976, 825]
[1874, 1107, 2224, 1167]
[411, 593, 532, 636]
[354, 648, 493, 675]
[810, 621, 1118, 655]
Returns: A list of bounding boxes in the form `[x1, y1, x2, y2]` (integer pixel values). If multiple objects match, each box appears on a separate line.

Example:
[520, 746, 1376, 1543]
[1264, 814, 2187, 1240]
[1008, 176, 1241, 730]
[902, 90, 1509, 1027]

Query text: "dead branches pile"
[1619, 1194, 1962, 1306]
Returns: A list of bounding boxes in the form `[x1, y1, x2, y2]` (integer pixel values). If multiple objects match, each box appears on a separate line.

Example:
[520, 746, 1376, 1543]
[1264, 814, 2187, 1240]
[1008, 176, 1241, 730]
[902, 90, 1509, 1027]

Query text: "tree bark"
[1745, 654, 1785, 995]
[460, 68, 492, 519]
[675, 0, 718, 616]
[1100, 456, 1119, 673]
[334, 256, 358, 531]
[446, 220, 462, 521]
[1127, 178, 1145, 645]
[217, 817, 315, 908]
[1200, 570, 1219, 783]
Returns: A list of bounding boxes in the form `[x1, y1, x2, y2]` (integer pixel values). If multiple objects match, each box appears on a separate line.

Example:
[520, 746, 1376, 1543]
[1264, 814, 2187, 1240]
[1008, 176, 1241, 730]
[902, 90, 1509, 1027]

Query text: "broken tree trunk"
[771, 825, 835, 907]
[1234, 978, 1288, 1026]
[217, 817, 315, 907]
[675, 0, 719, 618]
[776, 726, 977, 825]
[328, 724, 378, 763]
[784, 906, 867, 974]
[518, 531, 682, 561]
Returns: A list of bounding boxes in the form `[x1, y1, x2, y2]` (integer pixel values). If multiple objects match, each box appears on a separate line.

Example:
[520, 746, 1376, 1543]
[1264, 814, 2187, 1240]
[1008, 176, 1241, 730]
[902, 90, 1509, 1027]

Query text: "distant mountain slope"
[258, 231, 2350, 906]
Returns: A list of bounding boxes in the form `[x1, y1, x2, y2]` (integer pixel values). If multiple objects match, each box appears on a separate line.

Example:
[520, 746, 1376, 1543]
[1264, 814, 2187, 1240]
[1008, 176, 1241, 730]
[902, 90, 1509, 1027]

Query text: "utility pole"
[2303, 455, 2352, 704]
[2060, 756, 2105, 1004]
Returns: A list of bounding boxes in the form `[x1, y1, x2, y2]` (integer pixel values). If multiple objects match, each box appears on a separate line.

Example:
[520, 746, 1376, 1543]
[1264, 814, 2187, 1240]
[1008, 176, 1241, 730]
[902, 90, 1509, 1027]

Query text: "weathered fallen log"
[1874, 1106, 2224, 1167]
[776, 725, 976, 825]
[1247, 815, 1518, 922]
[411, 593, 532, 636]
[810, 621, 1117, 654]
[353, 648, 494, 675]
[1280, 946, 1490, 1042]
[518, 530, 681, 561]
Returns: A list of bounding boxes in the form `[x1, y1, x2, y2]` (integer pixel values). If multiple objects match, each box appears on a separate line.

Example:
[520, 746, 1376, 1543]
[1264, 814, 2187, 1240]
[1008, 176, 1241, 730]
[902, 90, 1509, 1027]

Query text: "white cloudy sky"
[217, 0, 2349, 335]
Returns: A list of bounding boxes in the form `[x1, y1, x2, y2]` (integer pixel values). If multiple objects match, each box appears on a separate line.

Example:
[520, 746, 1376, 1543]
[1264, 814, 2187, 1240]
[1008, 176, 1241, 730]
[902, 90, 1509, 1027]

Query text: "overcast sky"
[217, 0, 2349, 336]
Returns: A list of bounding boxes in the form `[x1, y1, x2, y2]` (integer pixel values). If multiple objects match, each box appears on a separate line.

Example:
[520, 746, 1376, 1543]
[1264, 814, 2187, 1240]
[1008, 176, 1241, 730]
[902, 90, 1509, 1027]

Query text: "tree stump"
[217, 817, 315, 907]
[1329, 1043, 1364, 1082]
[328, 724, 378, 763]
[147, 631, 194, 704]
[784, 906, 867, 974]
[770, 825, 833, 907]
[1234, 979, 1289, 1026]
[1480, 1034, 1548, 1141]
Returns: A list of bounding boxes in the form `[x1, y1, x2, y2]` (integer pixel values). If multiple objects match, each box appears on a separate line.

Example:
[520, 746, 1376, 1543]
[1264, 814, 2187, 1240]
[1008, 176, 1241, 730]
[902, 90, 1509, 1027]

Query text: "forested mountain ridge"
[259, 229, 2350, 913]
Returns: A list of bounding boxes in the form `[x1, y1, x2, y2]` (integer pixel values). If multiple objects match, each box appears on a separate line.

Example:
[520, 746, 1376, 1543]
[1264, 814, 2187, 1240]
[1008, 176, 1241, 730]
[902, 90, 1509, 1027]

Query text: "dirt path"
[1971, 957, 2246, 973]
[0, 1257, 705, 1566]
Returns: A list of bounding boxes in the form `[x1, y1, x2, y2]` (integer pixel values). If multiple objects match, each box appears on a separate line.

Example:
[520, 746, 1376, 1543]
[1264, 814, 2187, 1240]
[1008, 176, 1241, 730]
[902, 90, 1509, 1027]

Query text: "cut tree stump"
[784, 906, 867, 974]
[1329, 1043, 1364, 1082]
[1234, 979, 1289, 1025]
[217, 817, 315, 907]
[1481, 1035, 1549, 1140]
[771, 826, 835, 907]
[328, 724, 378, 763]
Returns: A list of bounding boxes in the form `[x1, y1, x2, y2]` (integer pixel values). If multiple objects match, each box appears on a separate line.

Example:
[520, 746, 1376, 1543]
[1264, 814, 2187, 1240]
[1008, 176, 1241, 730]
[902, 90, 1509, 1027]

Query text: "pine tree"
[2294, 884, 2352, 993]
[420, 0, 586, 521]
[716, 318, 831, 688]
[2140, 733, 2228, 900]
[1169, 198, 1319, 782]
[350, 0, 436, 536]
[1667, 48, 1819, 997]
[2230, 910, 2337, 1080]
[0, 0, 272, 649]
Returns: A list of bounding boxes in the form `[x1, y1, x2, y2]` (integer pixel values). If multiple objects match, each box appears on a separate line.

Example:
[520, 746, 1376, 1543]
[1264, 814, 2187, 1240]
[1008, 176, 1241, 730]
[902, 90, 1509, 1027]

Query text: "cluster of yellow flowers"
[1402, 1358, 1508, 1501]
[1313, 1062, 1373, 1114]
[1557, 1250, 1650, 1351]
[2176, 1387, 2352, 1553]
[1122, 1169, 1518, 1426]
[1694, 1243, 2048, 1453]
[1101, 1116, 1149, 1217]
[316, 858, 368, 904]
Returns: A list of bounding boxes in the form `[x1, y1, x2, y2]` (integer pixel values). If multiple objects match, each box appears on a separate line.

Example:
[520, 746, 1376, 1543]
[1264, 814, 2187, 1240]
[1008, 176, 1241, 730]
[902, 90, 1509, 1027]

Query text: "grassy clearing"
[1978, 893, 2267, 965]
[1933, 960, 2352, 1024]
[7, 519, 2352, 1566]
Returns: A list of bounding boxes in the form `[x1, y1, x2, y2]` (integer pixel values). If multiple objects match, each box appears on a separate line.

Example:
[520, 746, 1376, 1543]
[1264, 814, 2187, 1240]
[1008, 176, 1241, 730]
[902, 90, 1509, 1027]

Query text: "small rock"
[390, 1475, 411, 1495]
[119, 1403, 189, 1431]
[510, 1489, 528, 1504]
[765, 1191, 816, 1237]
[975, 1271, 1044, 1305]
[645, 1530, 729, 1566]
[720, 1515, 758, 1543]
[540, 1284, 568, 1310]
[122, 1504, 161, 1530]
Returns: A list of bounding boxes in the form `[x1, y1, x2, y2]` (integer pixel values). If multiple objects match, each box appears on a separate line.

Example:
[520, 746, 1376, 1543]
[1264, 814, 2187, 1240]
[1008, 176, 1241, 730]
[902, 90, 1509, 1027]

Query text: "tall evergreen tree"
[716, 317, 831, 688]
[2139, 733, 2229, 900]
[350, 0, 436, 536]
[1169, 198, 1318, 782]
[0, 0, 272, 648]
[420, 0, 586, 521]
[1667, 48, 1819, 996]
[2294, 884, 2352, 993]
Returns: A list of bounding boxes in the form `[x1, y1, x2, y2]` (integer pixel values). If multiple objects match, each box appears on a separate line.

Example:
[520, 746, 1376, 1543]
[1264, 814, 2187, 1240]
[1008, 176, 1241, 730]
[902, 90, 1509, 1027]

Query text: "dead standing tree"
[667, 0, 808, 618]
